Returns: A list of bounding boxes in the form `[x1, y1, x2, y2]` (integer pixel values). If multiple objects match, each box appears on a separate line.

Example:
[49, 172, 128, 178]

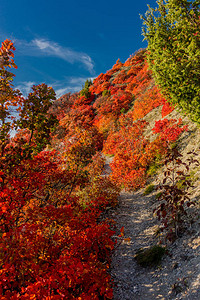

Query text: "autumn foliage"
[89, 50, 184, 192]
[0, 37, 189, 299]
[0, 39, 120, 299]
[0, 149, 118, 299]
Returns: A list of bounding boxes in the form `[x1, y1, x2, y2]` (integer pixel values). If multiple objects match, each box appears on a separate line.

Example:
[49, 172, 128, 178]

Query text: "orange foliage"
[1, 38, 189, 298]
[125, 62, 152, 95]
[73, 93, 95, 108]
[103, 120, 152, 190]
[90, 73, 111, 95]
[123, 49, 146, 67]
[111, 58, 123, 72]
[128, 86, 165, 122]
[104, 115, 187, 191]
[152, 118, 188, 143]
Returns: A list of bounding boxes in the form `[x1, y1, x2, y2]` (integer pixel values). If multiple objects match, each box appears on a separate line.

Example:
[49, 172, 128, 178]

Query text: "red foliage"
[0, 148, 117, 299]
[1, 39, 191, 298]
[152, 118, 188, 143]
[94, 89, 132, 119]
[103, 120, 153, 190]
[112, 70, 128, 85]
[128, 86, 165, 122]
[60, 104, 95, 133]
[125, 62, 152, 96]
[123, 49, 146, 67]
[91, 50, 172, 136]
[73, 93, 95, 108]
[111, 59, 123, 72]
[104, 116, 187, 192]
[89, 73, 111, 95]
[49, 92, 75, 120]
[161, 100, 175, 117]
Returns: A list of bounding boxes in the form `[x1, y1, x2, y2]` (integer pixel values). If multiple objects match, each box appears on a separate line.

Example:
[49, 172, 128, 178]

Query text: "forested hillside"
[0, 0, 199, 298]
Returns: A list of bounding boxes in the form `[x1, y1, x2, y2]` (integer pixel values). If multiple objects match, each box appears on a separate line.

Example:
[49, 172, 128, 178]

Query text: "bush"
[144, 184, 155, 195]
[154, 145, 199, 242]
[135, 245, 166, 267]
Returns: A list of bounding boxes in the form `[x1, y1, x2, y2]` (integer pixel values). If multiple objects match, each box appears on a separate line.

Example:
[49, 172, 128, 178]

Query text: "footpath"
[110, 188, 200, 300]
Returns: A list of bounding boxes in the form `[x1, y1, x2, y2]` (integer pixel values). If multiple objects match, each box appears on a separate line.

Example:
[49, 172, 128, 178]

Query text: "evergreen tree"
[80, 79, 92, 98]
[141, 0, 200, 122]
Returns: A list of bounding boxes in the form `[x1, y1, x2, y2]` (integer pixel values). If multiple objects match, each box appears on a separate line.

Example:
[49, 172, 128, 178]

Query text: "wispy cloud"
[15, 81, 36, 97]
[16, 76, 96, 99]
[53, 76, 95, 98]
[16, 38, 94, 73]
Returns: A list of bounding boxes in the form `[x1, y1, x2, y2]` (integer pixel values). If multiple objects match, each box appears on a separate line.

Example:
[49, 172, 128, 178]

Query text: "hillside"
[110, 108, 200, 300]
[1, 38, 199, 298]
[50, 49, 200, 298]
[52, 49, 188, 192]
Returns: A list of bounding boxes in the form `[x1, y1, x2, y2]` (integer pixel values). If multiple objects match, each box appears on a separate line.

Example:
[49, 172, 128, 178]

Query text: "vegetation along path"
[110, 187, 200, 300]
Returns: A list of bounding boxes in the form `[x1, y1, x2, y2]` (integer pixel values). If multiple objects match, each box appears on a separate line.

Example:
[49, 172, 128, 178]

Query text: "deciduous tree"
[18, 84, 58, 155]
[0, 39, 21, 157]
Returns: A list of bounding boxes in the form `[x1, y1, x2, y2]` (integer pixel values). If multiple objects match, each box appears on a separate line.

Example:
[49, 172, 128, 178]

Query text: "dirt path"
[110, 189, 200, 300]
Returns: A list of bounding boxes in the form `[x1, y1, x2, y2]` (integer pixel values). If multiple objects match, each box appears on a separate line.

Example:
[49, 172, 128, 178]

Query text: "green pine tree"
[141, 0, 200, 122]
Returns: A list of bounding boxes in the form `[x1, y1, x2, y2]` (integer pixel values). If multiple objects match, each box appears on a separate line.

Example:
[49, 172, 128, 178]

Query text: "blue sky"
[0, 0, 157, 98]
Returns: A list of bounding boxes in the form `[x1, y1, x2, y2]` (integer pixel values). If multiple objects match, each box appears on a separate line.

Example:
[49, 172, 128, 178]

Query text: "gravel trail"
[110, 189, 200, 300]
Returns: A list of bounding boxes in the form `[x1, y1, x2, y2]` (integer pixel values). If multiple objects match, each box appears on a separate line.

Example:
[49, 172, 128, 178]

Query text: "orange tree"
[103, 119, 151, 190]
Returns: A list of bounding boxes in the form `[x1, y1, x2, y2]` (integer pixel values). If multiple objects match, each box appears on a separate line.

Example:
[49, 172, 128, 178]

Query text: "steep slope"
[110, 107, 200, 300]
[111, 188, 200, 299]
[2, 30, 199, 298]
[51, 49, 200, 299]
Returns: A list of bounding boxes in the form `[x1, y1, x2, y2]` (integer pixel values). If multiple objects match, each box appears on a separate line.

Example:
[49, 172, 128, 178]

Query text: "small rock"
[172, 262, 179, 269]
[132, 285, 140, 293]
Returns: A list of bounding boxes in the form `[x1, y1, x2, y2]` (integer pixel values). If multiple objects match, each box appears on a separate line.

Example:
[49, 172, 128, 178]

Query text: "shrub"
[135, 245, 166, 267]
[144, 184, 155, 195]
[154, 146, 199, 242]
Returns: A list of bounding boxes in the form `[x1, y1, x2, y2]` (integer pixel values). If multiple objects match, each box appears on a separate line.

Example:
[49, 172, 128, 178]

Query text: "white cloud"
[55, 87, 74, 98]
[15, 81, 35, 97]
[16, 38, 94, 73]
[53, 77, 88, 98]
[34, 39, 49, 50]
[52, 76, 95, 98]
[16, 76, 96, 99]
